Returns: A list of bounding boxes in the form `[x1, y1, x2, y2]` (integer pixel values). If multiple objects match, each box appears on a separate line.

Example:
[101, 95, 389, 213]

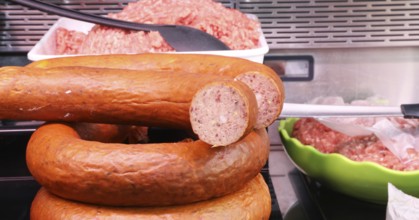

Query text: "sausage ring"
[26, 123, 269, 206]
[28, 53, 285, 129]
[30, 174, 271, 220]
[0, 66, 258, 146]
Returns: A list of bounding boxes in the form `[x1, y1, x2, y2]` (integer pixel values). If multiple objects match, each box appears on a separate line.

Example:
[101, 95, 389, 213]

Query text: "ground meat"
[56, 0, 261, 54]
[55, 28, 86, 54]
[292, 118, 351, 153]
[292, 118, 419, 171]
[336, 135, 405, 170]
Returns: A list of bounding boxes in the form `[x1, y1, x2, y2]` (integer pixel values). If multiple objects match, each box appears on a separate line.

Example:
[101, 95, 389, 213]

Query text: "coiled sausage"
[0, 66, 257, 146]
[28, 54, 285, 128]
[26, 123, 269, 206]
[30, 174, 271, 220]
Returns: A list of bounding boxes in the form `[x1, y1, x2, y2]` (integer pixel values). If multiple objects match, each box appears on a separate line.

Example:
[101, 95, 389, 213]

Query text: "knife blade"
[280, 103, 419, 118]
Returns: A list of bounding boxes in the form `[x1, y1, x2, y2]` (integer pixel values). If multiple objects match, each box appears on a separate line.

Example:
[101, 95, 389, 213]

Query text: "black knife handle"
[401, 104, 419, 119]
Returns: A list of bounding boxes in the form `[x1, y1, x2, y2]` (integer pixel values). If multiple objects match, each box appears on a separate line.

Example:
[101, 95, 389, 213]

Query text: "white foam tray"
[28, 16, 269, 63]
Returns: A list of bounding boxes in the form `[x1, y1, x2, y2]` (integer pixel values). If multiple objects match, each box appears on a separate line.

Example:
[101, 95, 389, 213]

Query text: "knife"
[280, 103, 419, 118]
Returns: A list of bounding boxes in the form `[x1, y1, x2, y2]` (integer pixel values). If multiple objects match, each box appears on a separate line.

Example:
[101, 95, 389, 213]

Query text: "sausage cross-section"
[190, 80, 257, 146]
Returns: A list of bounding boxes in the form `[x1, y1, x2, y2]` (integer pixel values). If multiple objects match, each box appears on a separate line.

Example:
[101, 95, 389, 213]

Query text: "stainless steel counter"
[268, 120, 298, 216]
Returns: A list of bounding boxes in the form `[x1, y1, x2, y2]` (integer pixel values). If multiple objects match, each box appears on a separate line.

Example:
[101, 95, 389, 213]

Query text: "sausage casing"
[26, 123, 270, 206]
[30, 174, 271, 220]
[28, 54, 285, 128]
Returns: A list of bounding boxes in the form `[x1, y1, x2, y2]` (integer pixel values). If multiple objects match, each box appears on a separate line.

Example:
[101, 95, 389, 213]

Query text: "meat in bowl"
[293, 118, 419, 171]
[55, 0, 261, 54]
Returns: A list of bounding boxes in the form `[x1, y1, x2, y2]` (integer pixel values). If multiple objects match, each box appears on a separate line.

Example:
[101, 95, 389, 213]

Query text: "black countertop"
[0, 53, 31, 67]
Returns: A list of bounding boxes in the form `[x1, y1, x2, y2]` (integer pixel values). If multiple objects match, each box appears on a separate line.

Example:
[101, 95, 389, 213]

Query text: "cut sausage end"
[236, 73, 283, 129]
[190, 81, 257, 146]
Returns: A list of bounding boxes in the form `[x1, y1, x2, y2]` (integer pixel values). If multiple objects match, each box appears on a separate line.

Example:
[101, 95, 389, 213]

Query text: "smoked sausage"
[26, 122, 270, 206]
[72, 122, 131, 143]
[30, 174, 271, 220]
[0, 66, 257, 145]
[27, 53, 285, 128]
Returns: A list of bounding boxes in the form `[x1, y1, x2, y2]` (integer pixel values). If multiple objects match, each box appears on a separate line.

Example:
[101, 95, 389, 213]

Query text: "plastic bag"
[386, 183, 419, 220]
[318, 117, 419, 160]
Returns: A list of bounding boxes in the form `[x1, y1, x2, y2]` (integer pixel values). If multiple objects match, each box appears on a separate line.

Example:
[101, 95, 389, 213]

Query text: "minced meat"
[55, 0, 261, 54]
[292, 118, 419, 171]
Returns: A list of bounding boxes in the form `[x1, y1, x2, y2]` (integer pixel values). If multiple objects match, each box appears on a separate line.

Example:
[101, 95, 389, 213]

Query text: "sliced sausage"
[190, 80, 257, 146]
[0, 66, 257, 145]
[27, 54, 285, 128]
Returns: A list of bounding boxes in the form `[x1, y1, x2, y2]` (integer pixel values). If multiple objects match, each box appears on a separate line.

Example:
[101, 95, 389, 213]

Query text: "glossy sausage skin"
[28, 54, 285, 128]
[26, 123, 270, 206]
[30, 174, 271, 220]
[0, 66, 227, 128]
[72, 122, 132, 143]
[0, 66, 260, 145]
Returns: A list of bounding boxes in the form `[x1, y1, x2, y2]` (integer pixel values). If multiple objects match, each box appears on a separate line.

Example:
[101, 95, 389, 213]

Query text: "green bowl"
[279, 118, 419, 204]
